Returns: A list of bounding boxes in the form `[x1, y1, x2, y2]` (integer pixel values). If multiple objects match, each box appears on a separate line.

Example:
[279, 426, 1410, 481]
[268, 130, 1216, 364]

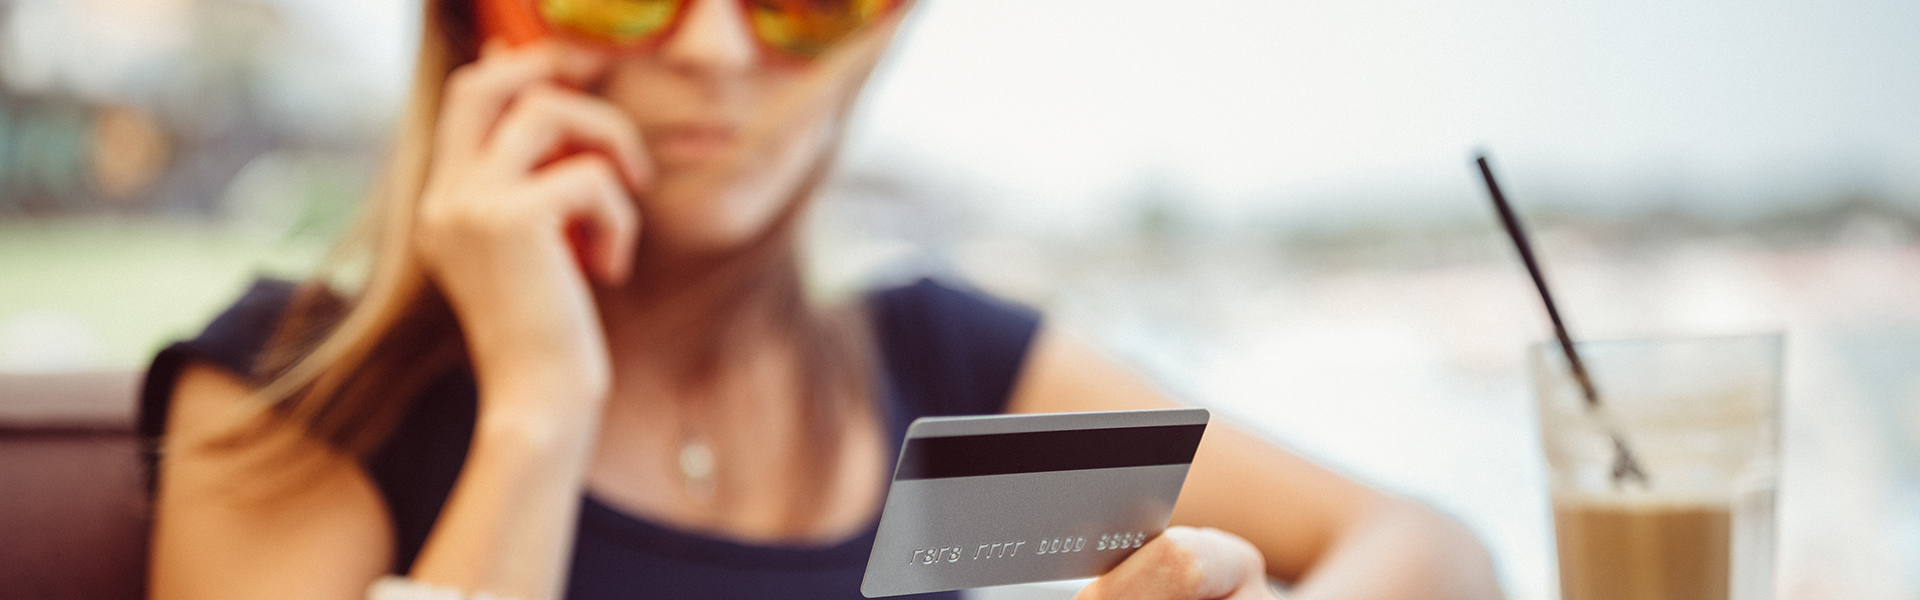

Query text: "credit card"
[860, 408, 1210, 598]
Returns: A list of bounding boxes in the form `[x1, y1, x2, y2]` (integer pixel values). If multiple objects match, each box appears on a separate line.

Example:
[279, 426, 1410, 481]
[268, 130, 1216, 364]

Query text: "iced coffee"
[1532, 335, 1780, 600]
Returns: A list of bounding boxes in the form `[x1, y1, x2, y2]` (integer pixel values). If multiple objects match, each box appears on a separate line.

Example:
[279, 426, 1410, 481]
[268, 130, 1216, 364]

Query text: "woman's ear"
[476, 0, 549, 47]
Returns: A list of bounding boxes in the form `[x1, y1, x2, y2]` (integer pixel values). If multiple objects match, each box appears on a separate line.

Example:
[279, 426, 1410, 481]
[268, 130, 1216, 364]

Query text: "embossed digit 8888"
[1096, 532, 1147, 551]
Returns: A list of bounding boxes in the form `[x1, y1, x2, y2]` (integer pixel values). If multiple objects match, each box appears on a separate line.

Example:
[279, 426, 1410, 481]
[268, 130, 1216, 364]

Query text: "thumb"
[1076, 526, 1272, 600]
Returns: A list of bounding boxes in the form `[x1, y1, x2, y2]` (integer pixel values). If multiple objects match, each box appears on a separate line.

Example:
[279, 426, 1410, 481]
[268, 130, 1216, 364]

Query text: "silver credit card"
[861, 408, 1210, 598]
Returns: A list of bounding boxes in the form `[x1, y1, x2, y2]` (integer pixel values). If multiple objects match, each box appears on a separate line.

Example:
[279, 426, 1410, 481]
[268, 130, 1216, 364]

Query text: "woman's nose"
[658, 0, 758, 74]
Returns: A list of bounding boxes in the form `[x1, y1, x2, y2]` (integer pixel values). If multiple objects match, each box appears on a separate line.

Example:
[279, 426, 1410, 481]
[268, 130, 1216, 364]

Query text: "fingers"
[1075, 527, 1276, 600]
[436, 42, 610, 166]
[487, 84, 650, 190]
[422, 39, 647, 288]
[527, 155, 641, 285]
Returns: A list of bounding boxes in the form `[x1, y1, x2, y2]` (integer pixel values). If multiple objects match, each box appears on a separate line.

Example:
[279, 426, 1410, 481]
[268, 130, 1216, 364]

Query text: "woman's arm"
[1006, 327, 1504, 600]
[151, 363, 393, 600]
[153, 357, 605, 600]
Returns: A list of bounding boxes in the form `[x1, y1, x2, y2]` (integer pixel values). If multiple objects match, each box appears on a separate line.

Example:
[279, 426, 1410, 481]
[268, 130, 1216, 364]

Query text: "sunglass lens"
[538, 0, 683, 46]
[747, 0, 893, 57]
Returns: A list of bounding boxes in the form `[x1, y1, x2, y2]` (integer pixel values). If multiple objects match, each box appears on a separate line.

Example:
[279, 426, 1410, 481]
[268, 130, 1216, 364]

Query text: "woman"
[140, 0, 1505, 599]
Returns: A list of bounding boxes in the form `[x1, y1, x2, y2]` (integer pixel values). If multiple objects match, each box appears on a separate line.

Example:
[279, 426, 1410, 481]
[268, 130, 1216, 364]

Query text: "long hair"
[238, 0, 898, 527]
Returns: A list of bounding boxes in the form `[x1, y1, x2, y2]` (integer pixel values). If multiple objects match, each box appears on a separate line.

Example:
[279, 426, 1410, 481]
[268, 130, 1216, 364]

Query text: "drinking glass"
[1531, 334, 1782, 600]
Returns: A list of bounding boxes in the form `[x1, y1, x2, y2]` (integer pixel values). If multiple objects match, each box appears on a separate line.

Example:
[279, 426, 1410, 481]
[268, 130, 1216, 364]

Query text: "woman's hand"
[1076, 527, 1284, 600]
[407, 41, 652, 599]
[415, 41, 649, 416]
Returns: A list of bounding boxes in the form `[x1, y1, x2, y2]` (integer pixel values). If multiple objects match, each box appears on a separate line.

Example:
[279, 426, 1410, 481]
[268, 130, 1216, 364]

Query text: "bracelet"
[367, 575, 518, 600]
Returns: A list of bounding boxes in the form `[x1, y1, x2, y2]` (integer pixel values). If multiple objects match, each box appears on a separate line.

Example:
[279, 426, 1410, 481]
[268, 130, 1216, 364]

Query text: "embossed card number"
[908, 531, 1147, 566]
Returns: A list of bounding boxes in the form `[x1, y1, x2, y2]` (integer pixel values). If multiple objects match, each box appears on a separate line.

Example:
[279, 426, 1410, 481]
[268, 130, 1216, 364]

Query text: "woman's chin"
[639, 175, 788, 259]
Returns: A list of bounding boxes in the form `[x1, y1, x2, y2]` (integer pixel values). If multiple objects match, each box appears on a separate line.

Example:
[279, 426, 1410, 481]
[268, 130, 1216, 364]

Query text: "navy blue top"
[139, 277, 1041, 600]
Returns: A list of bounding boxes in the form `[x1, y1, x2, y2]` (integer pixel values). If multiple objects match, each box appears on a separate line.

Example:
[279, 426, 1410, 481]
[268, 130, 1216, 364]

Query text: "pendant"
[678, 436, 716, 500]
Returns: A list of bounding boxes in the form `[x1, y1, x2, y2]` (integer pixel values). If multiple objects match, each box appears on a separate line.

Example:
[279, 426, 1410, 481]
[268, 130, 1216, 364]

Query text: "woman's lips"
[644, 124, 738, 169]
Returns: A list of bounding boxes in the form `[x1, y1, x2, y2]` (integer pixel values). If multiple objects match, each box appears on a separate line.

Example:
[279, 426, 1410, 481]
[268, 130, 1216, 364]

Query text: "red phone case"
[477, 0, 548, 46]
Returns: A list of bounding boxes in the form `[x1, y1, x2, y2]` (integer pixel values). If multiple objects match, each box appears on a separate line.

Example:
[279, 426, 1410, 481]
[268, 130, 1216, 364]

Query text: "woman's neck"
[595, 237, 806, 396]
[584, 240, 883, 541]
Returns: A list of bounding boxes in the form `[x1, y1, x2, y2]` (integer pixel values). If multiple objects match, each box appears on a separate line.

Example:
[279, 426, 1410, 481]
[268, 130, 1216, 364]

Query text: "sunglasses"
[481, 0, 900, 60]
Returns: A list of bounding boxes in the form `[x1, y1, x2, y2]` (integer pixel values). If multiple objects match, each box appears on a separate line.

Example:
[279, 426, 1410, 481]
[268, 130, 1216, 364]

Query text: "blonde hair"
[241, 0, 901, 522]
[250, 0, 477, 456]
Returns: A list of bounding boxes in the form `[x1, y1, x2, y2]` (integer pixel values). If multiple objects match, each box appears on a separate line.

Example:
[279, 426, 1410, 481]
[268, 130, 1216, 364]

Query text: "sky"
[13, 0, 1916, 230]
[843, 0, 1920, 229]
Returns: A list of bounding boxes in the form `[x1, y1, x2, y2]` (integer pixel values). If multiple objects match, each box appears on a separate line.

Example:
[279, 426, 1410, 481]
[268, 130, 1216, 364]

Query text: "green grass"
[0, 217, 336, 371]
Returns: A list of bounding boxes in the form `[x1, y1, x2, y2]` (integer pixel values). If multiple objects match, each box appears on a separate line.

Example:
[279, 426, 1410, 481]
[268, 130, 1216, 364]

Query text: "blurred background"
[1, 0, 1916, 598]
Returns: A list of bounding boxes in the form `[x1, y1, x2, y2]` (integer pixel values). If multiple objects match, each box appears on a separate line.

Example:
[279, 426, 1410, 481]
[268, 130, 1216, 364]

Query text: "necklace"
[677, 430, 717, 501]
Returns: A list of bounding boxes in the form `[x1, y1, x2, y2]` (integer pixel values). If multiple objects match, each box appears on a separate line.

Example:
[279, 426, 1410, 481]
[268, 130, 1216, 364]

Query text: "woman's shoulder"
[137, 277, 310, 458]
[866, 277, 1042, 417]
[139, 278, 396, 591]
[170, 278, 303, 378]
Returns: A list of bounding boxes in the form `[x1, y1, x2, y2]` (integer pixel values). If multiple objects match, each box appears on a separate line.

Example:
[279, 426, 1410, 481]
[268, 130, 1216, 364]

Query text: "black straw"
[1474, 153, 1647, 486]
[1475, 155, 1600, 407]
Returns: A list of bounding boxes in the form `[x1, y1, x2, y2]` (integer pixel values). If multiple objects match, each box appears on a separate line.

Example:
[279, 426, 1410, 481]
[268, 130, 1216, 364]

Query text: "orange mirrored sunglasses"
[480, 0, 900, 59]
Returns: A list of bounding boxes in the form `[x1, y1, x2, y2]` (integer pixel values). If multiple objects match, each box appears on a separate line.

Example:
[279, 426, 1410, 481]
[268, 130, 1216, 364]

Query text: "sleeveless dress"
[138, 278, 1041, 600]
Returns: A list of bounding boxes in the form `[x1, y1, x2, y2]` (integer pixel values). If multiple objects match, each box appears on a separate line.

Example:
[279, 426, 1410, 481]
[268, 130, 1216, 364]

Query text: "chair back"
[0, 372, 148, 600]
